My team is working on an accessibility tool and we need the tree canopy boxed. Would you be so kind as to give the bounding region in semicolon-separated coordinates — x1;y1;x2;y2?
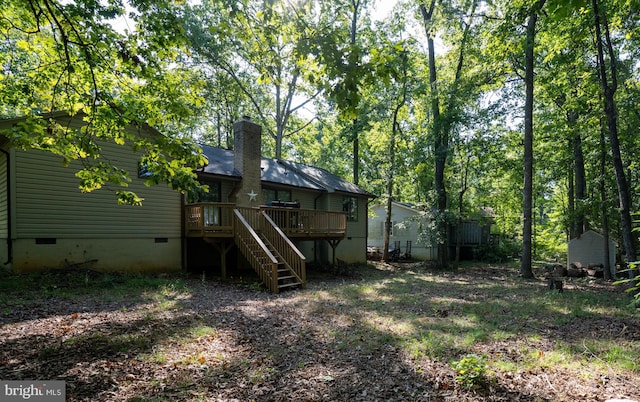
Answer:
1;0;639;270
0;0;206;204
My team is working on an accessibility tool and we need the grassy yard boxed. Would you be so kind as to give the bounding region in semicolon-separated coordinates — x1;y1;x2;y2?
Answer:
0;262;638;401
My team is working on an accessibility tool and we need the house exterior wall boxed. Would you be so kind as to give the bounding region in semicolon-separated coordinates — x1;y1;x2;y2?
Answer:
8;141;182;273
13;238;180;273
368;203;436;261
295;240;315;264
286;189;321;264
322;193;368;264
261;185;320;209
567;230;616;274
313;192;329;211
290;189;320;209
220;180;238;202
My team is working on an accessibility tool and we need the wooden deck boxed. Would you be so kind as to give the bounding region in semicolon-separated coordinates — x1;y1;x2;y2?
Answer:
185;203;347;240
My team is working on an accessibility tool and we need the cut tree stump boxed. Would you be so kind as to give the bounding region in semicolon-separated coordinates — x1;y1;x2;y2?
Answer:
547;277;564;292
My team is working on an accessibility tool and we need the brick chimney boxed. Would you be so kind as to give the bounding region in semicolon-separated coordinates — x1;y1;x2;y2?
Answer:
231;116;262;207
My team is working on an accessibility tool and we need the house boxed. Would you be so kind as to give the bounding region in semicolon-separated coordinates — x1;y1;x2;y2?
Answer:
0;114;374;292
567;230;616;275
368;201;436;260
368;201;493;261
185;117;375;288
0;113;184;274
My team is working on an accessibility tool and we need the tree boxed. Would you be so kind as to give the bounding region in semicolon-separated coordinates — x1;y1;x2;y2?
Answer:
0;0;207;204
453;144;472;269
520;0;545;278
380;42;410;262
183;0;322;159
347;0;367;186
599;121;613;279
313;0;374;184
418;0;479;268
419;0;448;267
592;0;637;273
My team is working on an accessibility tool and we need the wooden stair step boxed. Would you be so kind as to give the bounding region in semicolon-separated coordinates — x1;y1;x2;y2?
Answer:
278;281;302;289
278;275;297;281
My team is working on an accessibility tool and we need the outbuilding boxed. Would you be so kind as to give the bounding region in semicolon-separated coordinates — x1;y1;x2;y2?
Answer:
567;230;616;275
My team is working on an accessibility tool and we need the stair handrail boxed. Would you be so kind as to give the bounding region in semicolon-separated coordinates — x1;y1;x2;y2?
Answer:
260;211;306;287
260;211;306;260
233;209;279;292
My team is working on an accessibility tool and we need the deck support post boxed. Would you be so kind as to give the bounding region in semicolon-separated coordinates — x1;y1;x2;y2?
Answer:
327;239;342;265
206;239;234;280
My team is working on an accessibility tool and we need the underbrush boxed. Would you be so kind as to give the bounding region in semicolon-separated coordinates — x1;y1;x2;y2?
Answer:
319;262;640;377
2;262;639;400
0;269;187;305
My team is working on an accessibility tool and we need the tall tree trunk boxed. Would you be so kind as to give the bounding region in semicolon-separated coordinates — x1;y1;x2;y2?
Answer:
454;152;471;270
570;110;587;236
383;50;408;263
593;0;636;275
573;134;587;235
600;120;612;280
521;1;544;279
216;110;223;148
567;143;576;239
420;0;448;268
350;0;361;185
419;0;476;268
383;132;396;262
353;127;359;184
275;82;284;159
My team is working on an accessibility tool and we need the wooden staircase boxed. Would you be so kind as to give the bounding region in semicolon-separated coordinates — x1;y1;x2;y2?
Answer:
258;233;303;291
233;208;306;293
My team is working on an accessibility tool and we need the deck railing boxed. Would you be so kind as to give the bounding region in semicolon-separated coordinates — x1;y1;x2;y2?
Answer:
261;207;347;238
233;209;280;293
185;203;235;237
260;211;306;287
185;204;347;239
185;203;342;292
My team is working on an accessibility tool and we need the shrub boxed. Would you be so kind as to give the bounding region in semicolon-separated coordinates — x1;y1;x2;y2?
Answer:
614;261;640;307
452;353;487;388
473;238;522;263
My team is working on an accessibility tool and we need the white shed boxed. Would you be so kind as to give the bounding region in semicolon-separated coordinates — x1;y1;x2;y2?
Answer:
567;230;616;274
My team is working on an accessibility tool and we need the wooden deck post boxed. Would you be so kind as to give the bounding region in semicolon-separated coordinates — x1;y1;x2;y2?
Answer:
205;239;234;280
327;239;341;265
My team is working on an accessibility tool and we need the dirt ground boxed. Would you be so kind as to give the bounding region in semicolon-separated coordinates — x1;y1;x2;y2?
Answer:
1;262;639;401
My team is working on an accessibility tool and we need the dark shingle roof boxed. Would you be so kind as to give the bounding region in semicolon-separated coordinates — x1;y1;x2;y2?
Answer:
199;145;374;197
279;160;374;197
260;159;325;191
199;145;240;178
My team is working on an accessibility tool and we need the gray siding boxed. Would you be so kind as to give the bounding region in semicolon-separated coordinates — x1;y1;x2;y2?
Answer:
14;143;181;239
328;193;369;263
290;189;319;209
220;181;237;202
328;193;368;235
